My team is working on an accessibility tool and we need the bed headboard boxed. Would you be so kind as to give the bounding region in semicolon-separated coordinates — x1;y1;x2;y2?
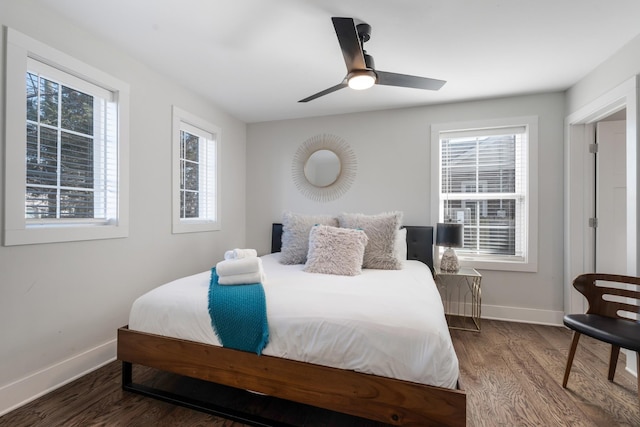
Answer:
270;223;434;272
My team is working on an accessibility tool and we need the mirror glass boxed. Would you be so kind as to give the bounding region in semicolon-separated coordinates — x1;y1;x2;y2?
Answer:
304;149;341;187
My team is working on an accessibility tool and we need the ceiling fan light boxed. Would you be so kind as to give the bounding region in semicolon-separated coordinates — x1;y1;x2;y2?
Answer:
347;70;376;90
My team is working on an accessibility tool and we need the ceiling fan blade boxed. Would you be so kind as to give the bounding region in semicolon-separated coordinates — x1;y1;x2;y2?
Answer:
376;70;446;91
299;82;348;103
332;17;366;72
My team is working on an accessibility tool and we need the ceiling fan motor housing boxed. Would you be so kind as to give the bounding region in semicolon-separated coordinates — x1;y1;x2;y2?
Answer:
356;23;372;43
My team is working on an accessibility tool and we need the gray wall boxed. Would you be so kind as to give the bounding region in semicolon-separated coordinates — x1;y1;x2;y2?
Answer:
0;0;247;412
246;92;566;324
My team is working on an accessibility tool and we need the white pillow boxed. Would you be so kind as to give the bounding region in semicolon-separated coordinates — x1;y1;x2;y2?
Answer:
304;225;368;276
338;211;403;270
280;211;338;264
395;227;407;262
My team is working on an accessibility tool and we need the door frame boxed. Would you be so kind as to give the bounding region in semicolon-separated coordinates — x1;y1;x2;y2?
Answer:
564;75;639;315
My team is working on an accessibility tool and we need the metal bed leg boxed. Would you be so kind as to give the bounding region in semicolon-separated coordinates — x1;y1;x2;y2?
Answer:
120;361;293;427
122;361;132;388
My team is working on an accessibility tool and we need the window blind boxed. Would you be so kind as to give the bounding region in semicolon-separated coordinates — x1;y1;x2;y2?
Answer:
441;127;528;260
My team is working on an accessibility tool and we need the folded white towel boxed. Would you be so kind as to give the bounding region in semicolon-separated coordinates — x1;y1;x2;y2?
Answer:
216;257;263;277
224;248;258;260
218;271;266;285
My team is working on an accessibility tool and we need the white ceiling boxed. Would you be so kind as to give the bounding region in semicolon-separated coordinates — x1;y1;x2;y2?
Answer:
36;0;640;123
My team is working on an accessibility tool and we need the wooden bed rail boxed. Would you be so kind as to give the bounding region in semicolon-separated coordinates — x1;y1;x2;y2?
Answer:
118;327;466;426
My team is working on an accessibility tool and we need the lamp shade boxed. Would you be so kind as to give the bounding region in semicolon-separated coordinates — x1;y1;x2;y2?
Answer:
436;222;463;248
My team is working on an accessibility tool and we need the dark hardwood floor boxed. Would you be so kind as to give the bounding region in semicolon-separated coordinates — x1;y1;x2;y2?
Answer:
1;320;639;426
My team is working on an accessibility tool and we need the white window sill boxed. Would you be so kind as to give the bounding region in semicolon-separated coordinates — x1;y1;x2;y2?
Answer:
457;256;537;272
4;224;128;246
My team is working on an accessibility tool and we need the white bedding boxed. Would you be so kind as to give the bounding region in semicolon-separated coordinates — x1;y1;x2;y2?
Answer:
129;253;459;389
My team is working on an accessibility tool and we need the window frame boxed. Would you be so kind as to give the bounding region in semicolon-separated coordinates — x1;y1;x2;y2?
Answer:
430;116;538;272
171;106;221;234
4;28;130;246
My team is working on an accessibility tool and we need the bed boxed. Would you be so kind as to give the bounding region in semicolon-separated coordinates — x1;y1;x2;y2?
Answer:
117;223;466;426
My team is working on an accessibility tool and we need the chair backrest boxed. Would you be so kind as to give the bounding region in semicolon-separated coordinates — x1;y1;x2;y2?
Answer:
573;273;640;320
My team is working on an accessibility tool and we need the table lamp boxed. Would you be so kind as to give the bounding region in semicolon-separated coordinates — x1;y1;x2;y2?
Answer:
436;222;464;272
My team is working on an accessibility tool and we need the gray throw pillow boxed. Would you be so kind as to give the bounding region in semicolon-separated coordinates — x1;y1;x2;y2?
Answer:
304;225;368;276
338;211;403;270
280;211;338;264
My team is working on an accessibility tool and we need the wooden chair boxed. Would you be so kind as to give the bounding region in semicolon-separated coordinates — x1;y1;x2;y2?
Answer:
562;273;640;401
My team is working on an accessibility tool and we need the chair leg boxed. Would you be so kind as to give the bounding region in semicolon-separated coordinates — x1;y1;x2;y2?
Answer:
608;345;620;381
563;331;581;388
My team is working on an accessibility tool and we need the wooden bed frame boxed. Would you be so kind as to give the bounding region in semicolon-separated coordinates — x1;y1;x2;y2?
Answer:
117;224;466;426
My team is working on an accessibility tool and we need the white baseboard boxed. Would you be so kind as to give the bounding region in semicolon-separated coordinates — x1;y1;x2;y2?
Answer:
625;351;638;378
442;299;565;326
0;339;116;417
480;303;565;326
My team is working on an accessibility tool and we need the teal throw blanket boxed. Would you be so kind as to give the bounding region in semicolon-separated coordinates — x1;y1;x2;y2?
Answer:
208;267;269;355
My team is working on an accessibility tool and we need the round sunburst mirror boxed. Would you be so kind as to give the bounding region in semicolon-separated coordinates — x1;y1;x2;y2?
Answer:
292;134;357;202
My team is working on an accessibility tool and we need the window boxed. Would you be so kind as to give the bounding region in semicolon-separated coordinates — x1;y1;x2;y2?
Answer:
25;60;116;221
172;107;220;233
4;28;129;245
431;117;538;272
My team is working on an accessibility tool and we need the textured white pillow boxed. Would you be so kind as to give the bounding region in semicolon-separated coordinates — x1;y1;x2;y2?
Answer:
338;211;403;270
395;227;407;262
280;211;338;264
304;225;368;276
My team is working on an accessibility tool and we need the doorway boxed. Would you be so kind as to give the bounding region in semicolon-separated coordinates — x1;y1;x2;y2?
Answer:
564;76;637;315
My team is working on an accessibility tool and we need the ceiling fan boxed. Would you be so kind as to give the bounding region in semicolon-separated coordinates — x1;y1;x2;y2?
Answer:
299;17;446;103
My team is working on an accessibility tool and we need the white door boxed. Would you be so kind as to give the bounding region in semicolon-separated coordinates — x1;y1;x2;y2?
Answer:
595;120;627;274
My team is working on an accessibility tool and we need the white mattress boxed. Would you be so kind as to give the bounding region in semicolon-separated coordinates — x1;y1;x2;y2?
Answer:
129;253;459;389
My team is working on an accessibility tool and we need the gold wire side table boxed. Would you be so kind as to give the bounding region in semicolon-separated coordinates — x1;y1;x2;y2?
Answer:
435;266;482;332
